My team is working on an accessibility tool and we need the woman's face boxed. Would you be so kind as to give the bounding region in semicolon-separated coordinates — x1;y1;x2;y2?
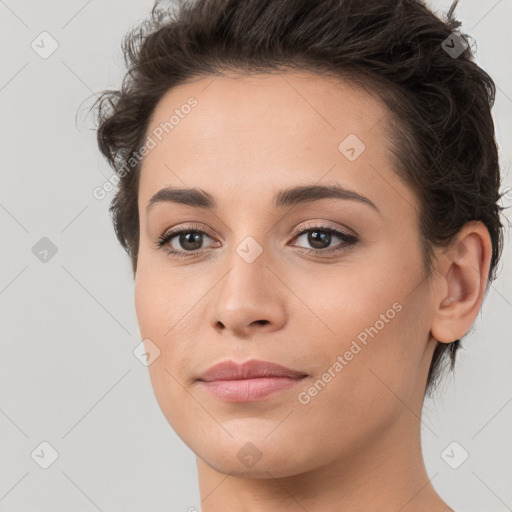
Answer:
134;71;438;477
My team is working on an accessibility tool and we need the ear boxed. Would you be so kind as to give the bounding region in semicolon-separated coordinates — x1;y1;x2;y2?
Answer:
430;221;493;344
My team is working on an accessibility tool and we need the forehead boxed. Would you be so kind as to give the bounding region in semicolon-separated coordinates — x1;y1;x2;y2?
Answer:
138;71;400;212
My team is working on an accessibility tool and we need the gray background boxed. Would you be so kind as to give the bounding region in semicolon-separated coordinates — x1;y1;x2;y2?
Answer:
0;0;511;511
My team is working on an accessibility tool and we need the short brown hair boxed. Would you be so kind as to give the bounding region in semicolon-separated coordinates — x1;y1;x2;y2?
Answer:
93;0;504;395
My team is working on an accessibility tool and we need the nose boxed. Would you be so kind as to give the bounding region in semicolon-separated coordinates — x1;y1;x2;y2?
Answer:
211;245;287;339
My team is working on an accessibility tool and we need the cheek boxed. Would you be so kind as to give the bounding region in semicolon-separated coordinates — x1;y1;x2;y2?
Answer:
134;272;163;344
134;271;197;435
291;247;428;411
134;263;190;341
292;299;427;453
134;264;206;395
134;268;177;388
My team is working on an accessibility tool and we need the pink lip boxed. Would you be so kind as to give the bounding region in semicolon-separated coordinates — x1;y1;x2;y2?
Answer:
197;359;308;403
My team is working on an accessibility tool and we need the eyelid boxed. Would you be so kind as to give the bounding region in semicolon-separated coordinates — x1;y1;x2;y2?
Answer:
155;221;358;258
159;223;217;242
288;223;358;256
290;220;357;240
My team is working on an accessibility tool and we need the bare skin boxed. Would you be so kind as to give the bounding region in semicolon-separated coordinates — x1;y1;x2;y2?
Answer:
134;71;492;511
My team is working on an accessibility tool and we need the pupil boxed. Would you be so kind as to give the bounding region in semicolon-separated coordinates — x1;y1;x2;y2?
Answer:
181;232;202;250
309;230;330;249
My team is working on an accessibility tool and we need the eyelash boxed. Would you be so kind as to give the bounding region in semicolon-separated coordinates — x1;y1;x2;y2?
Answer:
154;223;358;259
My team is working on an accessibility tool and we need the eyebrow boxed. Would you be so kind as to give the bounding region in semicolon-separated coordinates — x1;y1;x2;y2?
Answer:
146;183;380;214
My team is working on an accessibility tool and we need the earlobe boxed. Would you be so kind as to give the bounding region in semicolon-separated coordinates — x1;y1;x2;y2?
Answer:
430;221;492;344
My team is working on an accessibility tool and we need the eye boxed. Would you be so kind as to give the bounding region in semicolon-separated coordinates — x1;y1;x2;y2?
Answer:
154;224;219;259
290;223;358;256
154;222;358;259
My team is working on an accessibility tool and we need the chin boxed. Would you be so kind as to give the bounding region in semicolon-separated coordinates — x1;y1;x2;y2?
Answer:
198;449;311;479
191;431;321;479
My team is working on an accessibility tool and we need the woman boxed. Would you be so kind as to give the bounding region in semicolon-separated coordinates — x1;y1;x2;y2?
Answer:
94;0;504;509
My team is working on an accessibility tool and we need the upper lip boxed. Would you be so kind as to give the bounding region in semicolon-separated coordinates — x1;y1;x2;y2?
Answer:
197;359;308;382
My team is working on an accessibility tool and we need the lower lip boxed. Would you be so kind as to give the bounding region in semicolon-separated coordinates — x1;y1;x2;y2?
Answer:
198;376;305;402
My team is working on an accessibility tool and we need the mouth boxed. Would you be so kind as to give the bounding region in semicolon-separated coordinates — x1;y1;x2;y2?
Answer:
196;359;308;403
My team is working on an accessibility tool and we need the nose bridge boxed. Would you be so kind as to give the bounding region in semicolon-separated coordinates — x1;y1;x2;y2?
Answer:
220;195;273;275
211;228;286;334
220;232;272;305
